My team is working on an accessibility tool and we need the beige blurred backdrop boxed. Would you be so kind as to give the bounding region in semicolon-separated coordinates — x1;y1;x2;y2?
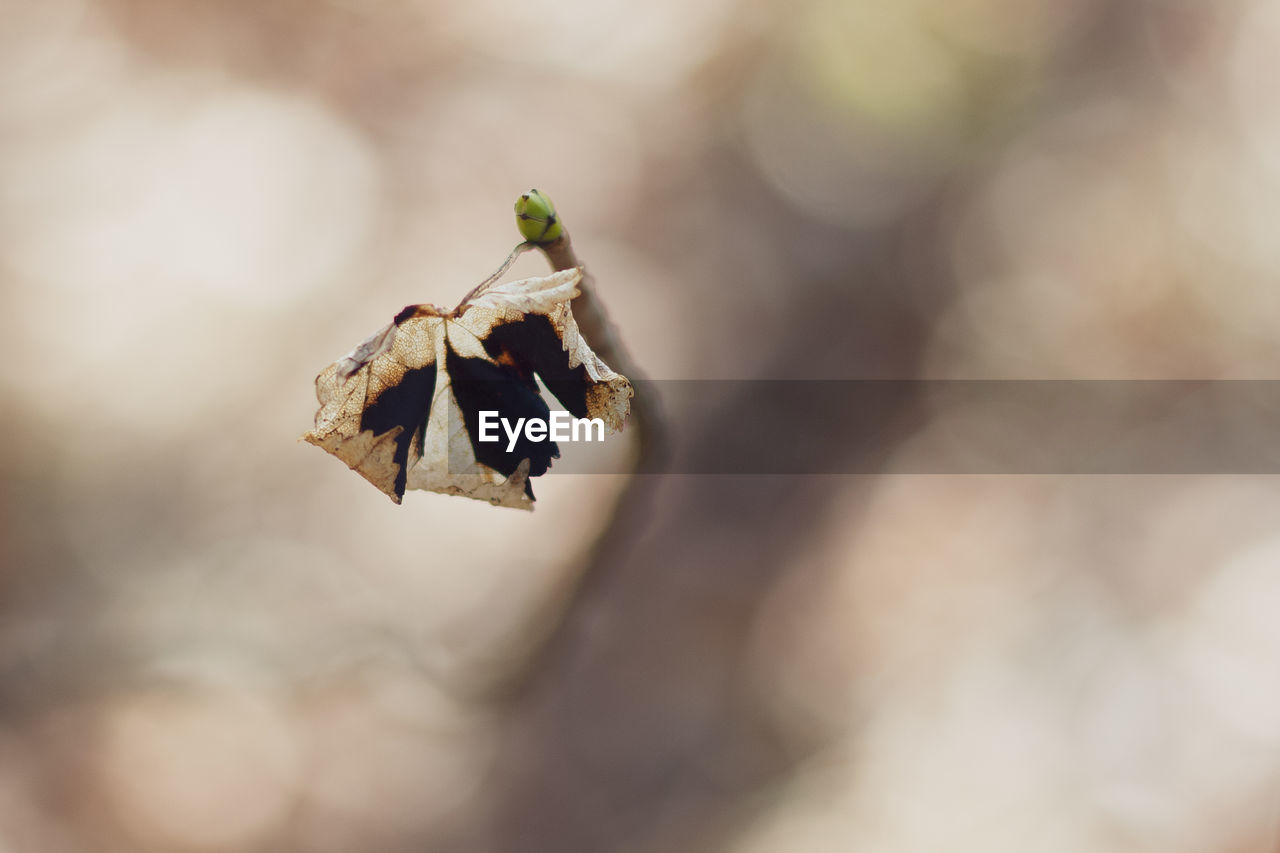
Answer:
3;1;1280;851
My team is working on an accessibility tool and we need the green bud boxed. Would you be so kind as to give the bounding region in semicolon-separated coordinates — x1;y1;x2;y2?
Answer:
515;189;563;243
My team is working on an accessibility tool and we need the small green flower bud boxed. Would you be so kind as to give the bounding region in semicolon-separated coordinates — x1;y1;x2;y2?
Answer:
515;189;563;243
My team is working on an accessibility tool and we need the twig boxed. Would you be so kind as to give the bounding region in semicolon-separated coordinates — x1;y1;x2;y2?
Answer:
535;232;664;470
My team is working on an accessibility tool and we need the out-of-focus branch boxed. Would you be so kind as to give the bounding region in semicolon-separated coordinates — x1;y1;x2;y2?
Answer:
452;194;665;703
435;193;942;853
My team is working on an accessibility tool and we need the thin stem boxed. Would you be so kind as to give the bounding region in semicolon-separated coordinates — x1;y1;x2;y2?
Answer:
454;241;535;310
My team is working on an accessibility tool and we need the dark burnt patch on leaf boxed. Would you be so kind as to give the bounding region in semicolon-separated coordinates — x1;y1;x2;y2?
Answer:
358;362;437;500
446;339;558;499
482;314;590;417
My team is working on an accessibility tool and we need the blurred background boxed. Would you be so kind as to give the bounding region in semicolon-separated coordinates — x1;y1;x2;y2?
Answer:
3;0;1280;850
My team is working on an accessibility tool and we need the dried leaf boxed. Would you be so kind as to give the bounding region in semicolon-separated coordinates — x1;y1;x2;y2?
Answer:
303;268;632;510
